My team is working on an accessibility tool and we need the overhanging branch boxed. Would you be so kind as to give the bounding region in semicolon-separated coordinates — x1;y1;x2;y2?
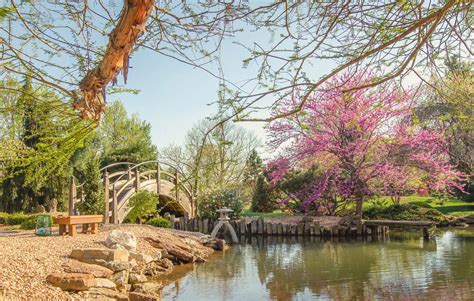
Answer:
73;0;154;121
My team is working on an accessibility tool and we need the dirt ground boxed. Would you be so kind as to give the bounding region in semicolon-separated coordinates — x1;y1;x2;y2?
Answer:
0;224;208;301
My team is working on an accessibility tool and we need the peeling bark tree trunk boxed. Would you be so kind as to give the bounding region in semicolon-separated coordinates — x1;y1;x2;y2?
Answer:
73;0;154;121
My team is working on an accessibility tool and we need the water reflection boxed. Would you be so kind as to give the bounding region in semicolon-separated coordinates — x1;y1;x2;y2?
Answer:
161;229;474;301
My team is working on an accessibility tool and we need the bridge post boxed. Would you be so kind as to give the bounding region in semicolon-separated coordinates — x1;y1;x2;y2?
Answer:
156;163;161;195
134;169;140;191
174;169;179;202
190;195;195;218
103;171;109;224
111;184;118;224
127;167;132;180
68;176;76;216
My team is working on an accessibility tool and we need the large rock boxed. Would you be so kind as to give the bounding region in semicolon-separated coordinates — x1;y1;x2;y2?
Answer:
94;278;116;289
129;273;147;285
105;230;137;251
70;248;129;263
132;282;162;294
67;258;132;272
46;272;96;291
106;260;134;272
82;288;129;301
142;259;173;277
62;260;113;278
129;292;160;301
130;252;154;265
110;270;129;288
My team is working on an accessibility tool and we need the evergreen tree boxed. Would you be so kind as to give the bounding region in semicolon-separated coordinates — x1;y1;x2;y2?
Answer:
0;76;76;212
243;149;263;190
251;175;276;212
1;76;41;212
76;158;104;215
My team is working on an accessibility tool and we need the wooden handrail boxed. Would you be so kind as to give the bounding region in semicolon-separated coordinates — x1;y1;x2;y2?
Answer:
74;159;196;223
99;162;135;172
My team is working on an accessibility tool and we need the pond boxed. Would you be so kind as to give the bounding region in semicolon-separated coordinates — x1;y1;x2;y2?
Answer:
160;228;474;301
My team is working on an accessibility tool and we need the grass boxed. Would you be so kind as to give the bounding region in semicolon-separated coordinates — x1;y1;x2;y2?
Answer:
241;209;290;218
365;196;474;217
0;225;22;230
242;195;474;218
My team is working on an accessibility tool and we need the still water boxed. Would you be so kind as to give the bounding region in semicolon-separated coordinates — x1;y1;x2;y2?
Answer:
160;229;474;301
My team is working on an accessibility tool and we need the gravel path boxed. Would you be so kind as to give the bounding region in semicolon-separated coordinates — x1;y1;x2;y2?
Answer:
0;224;205;300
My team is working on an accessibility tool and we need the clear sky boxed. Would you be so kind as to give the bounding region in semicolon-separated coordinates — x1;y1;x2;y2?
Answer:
115;42;268;151
115;30;336;155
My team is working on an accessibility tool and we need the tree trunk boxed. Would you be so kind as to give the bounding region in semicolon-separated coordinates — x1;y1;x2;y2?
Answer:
74;0;154;121
355;198;363;216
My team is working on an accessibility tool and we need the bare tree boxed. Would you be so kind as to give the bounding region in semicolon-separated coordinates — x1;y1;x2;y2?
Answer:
220;0;473;122
161;119;260;194
2;1;470;123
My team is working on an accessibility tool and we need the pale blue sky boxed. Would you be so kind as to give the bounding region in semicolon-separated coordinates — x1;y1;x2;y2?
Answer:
115;33;271;150
115;35;336;153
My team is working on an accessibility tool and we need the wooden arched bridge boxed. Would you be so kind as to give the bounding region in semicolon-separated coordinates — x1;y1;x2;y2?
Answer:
69;161;195;224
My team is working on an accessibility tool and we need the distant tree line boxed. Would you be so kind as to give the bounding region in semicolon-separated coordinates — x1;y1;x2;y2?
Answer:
0;76;157;213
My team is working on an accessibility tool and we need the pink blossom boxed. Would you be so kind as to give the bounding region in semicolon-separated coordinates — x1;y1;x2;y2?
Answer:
266;72;465;214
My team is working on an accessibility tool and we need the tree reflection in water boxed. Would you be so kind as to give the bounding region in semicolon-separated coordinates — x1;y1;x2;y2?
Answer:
160;229;474;301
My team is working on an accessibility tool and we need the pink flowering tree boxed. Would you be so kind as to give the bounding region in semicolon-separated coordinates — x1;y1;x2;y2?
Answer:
266;73;464;216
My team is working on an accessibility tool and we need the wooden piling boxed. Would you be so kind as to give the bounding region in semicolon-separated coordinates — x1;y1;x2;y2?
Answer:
103;171;109;224
251;220;258;235
257;217;264;235
68;176;76;216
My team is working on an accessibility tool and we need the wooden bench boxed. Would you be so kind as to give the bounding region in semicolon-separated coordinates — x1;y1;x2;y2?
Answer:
53;215;103;236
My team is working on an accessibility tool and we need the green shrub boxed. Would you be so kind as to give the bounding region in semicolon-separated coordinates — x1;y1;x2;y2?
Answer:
0;212;9;224
125;191;158;223
363;203;447;224
3;213;53;229
6;213;29;225
198;188;243;219
146;217;172;228
20;214;54;230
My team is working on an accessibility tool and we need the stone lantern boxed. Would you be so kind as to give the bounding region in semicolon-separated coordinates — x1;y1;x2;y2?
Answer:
210;207;238;243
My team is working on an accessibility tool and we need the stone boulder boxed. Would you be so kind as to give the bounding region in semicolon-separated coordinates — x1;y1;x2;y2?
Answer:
94;278;116;289
129;292;160;301
46;273;96;291
129;273;147;285
110;270;129;288
62;260;113;278
81;288;129;301
105;230;137;251
132;282;162;294
105;260;135;272
142;258;174;277
130;252;154;265
70;248;129;263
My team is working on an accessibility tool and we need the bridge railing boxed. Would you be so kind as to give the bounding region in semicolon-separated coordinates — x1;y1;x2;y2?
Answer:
70;160;195;224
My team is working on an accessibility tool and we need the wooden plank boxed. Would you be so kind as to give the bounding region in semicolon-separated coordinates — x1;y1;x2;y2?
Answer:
54;215;103;225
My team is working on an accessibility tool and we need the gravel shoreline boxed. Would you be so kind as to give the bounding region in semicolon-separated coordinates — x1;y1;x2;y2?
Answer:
0;224;208;301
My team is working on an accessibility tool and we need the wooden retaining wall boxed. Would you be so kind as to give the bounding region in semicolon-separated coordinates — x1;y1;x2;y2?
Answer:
164;214;393;238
